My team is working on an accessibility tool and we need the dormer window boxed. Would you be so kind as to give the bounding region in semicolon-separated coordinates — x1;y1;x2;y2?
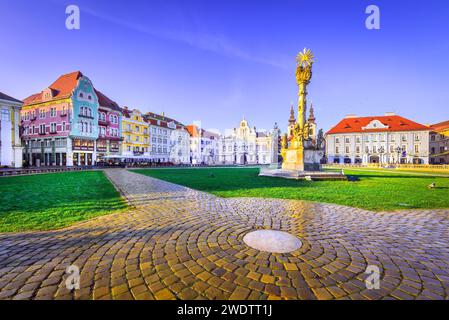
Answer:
79;92;84;98
362;120;389;131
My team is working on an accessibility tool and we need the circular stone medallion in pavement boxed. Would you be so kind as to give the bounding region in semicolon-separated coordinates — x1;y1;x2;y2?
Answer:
243;230;302;253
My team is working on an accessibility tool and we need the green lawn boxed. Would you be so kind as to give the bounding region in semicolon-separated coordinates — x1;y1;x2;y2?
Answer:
0;171;127;233
134;167;449;211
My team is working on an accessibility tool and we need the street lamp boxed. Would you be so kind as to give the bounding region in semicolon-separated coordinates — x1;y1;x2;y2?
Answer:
379;146;385;165
395;147;401;164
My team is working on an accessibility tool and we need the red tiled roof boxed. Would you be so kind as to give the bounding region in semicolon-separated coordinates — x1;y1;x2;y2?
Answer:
430;120;449;132
186;125;200;137
0;92;22;104
23;71;83;106
144;112;185;128
94;89;121;112
326;115;429;135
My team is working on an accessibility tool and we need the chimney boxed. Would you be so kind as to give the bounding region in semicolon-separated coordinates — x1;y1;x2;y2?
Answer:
345;114;357;118
384;112;396;116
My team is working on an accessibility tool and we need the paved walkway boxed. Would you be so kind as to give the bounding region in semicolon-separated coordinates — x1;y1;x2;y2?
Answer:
1;169;448;300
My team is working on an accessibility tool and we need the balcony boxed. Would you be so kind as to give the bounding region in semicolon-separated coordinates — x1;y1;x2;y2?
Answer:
99;119;110;126
60;112;68;117
79;114;94;119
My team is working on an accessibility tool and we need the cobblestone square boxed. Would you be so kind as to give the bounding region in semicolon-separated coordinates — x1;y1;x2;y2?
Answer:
1;169;448;300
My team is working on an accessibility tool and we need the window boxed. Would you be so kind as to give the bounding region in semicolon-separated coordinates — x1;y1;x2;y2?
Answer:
431;135;436;142
62;122;66;131
356;146;360;153
415;134;420;141
390;145;394;153
39;124;46;134
39;109;46;119
414;145;419;153
335;137;340;144
50;108;56;117
135;126;140;132
373;146;377;153
0;108;9;121
345;137;350;144
365;146;369;153
335;146;339;154
356;136;361;144
50;123;57;133
402;135;407;142
345;146;350;154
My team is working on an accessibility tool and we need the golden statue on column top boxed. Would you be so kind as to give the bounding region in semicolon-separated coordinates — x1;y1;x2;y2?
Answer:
281;48;318;171
261;48;345;180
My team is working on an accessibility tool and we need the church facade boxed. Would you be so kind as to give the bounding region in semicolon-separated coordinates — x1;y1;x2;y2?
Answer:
220;119;280;165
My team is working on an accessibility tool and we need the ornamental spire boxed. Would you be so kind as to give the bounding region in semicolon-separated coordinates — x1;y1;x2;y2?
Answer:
308;102;316;123
288;103;296;124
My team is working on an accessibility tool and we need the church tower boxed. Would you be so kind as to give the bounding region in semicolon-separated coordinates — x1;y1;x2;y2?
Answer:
287;103;296;139
307;103;317;141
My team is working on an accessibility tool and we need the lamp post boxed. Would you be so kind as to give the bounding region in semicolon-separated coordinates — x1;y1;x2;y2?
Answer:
395;147;401;165
379;146;385;166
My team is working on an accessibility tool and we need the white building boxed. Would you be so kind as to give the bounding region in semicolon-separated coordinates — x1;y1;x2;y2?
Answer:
0;92;23;168
186;124;221;165
170;127;190;164
325;113;430;165
145;112;189;163
220;118;280;165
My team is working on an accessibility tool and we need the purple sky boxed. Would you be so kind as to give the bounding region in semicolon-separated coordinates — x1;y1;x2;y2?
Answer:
1;0;448;133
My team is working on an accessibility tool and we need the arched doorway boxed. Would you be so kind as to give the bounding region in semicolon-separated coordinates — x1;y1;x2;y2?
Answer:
370;155;380;163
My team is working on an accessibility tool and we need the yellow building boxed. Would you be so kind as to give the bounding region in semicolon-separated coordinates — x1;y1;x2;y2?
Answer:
121;107;150;157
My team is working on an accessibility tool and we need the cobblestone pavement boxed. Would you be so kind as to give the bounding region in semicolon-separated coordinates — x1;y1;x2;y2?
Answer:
1;169;449;300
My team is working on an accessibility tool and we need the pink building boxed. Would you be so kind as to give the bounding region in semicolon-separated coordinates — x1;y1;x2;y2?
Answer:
21;71;121;166
95;90;122;161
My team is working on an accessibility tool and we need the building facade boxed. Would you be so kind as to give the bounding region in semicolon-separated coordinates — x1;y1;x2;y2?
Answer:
186;125;221;165
220;119;280;165
21;71;102;166
170;127;190;164
95;90;122;162
121;108;150;157
430;120;449;164
0;92;23;168
325;113;430;165
144;112;188;163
